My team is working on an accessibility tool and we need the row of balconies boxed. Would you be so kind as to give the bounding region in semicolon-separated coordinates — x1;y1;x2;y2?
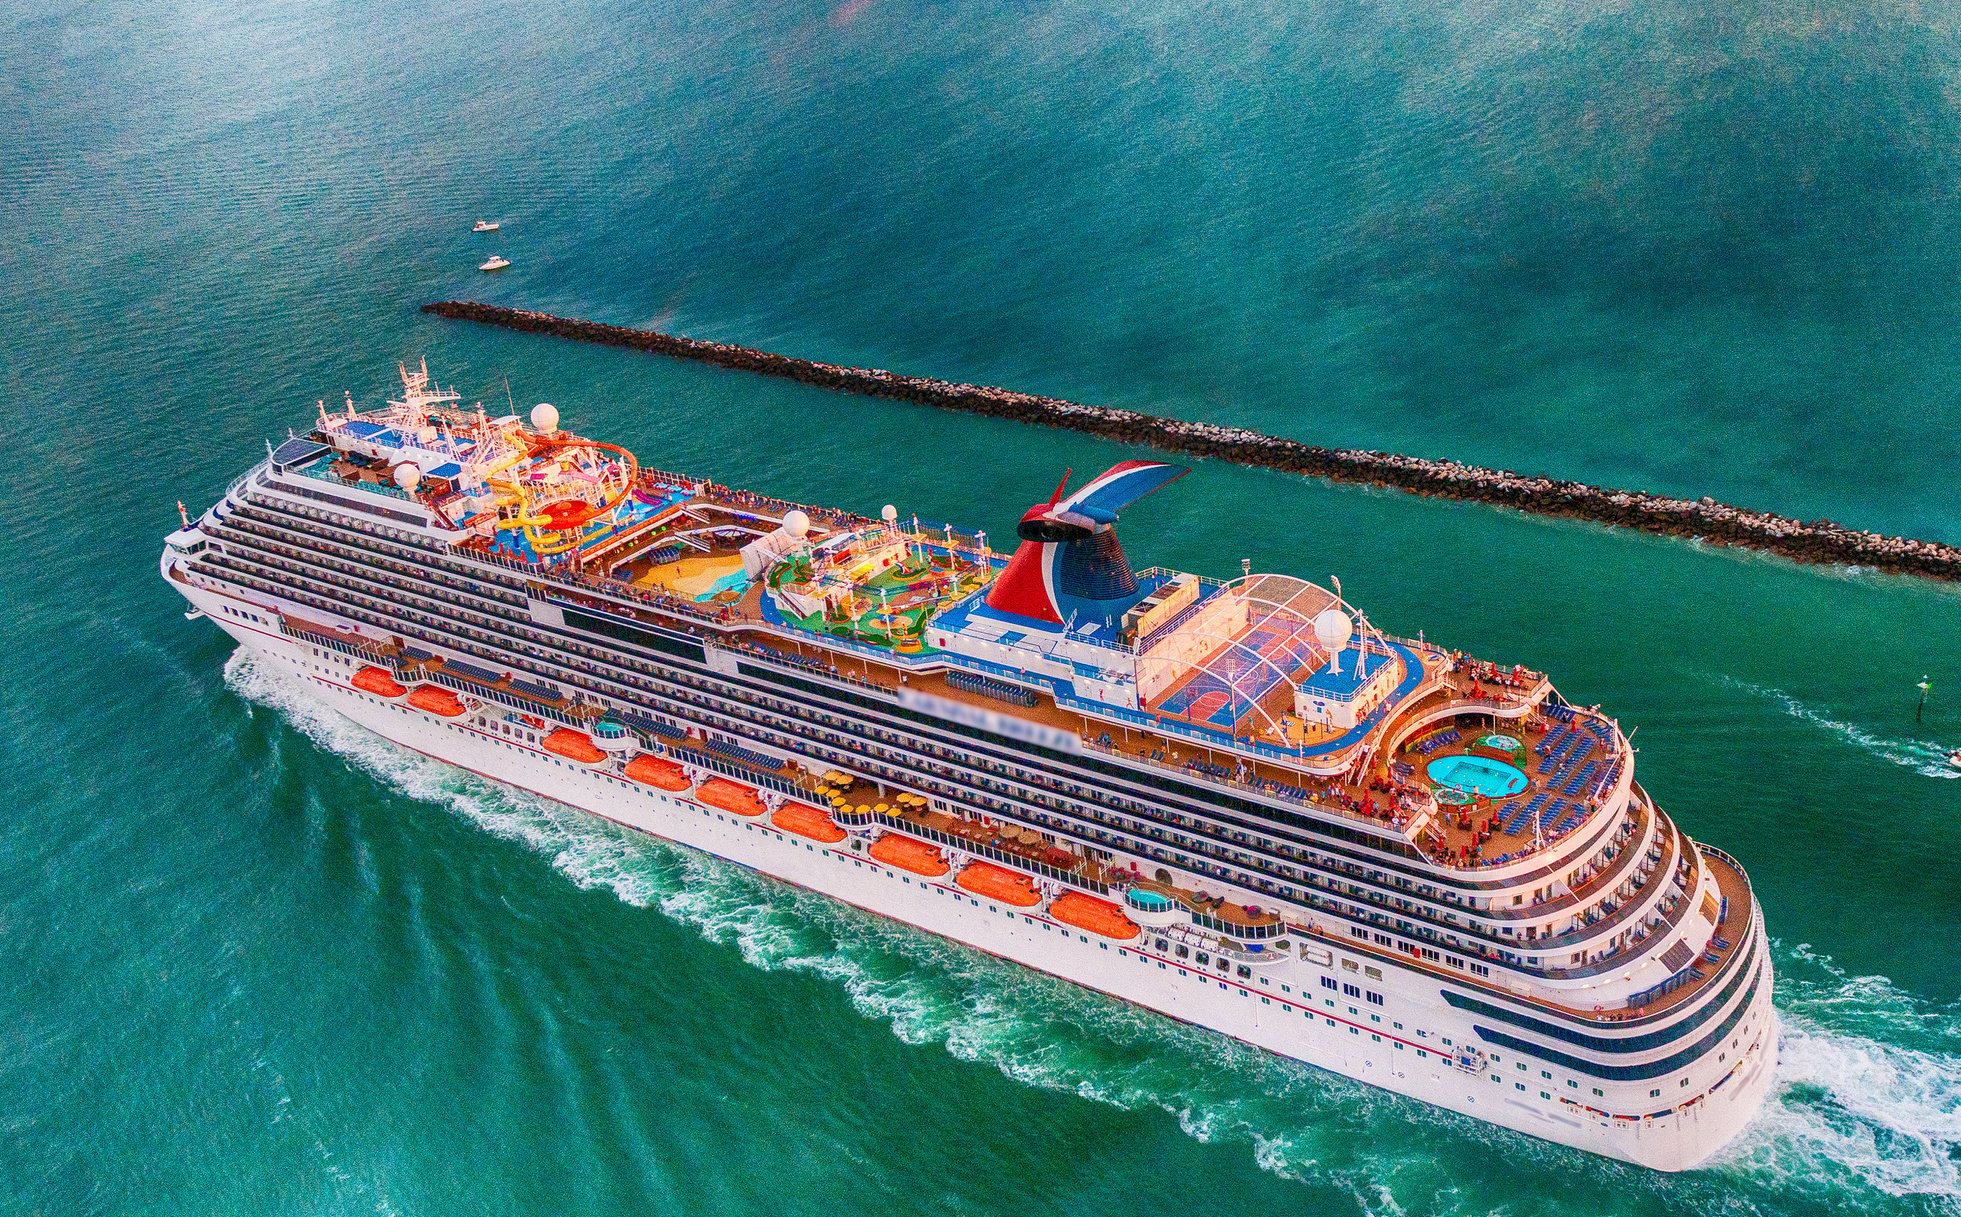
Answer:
199;510;1684;970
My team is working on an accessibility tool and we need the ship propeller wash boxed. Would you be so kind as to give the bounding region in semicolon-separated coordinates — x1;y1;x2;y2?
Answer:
165;361;1775;1169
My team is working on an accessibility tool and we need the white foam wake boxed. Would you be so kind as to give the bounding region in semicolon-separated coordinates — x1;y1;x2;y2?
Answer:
1714;944;1961;1203
227;653;1961;1213
1726;679;1960;779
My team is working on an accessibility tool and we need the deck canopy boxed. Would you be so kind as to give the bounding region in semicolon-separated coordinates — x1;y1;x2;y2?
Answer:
1137;573;1350;738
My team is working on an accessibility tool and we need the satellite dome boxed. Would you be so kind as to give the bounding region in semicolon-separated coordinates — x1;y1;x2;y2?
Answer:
530;402;559;433
881;504;898;524
782;509;811;539
394;463;422;492
1313;608;1353;651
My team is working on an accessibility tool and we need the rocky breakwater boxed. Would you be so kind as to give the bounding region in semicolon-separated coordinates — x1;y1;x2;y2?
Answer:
424;300;1961;581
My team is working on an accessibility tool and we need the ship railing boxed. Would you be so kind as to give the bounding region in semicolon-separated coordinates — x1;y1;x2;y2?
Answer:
1694;842;1751;887
635;467;704;491
724;641;887;697
425;671;582;723
1624;966;1701;1011
667;745;801;798
871;810;1108;893
465;548;733;625
295;461;422;503
1078;733;1408;835
236;519;524;614
279;620;394;664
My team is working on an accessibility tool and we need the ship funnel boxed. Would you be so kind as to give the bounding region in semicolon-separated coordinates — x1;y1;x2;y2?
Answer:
984;460;1187;626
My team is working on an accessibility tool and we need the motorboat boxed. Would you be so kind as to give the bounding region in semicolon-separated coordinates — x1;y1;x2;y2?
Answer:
472;219;500;232
478;255;510;272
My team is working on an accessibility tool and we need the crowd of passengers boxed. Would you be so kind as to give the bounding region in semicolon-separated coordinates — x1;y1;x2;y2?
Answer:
696;482;868;537
1447;653;1540;689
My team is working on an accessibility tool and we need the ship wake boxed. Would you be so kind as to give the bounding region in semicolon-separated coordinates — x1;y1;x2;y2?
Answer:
227;653;1961;1216
1726;679;1960;779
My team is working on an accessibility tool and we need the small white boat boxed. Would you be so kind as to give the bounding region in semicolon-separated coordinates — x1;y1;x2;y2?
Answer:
478;255;510;272
472;219;500;233
1948;750;1961;769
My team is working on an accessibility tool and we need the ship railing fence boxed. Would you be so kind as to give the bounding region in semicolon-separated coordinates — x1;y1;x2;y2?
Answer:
279;620;394;665
668;745;801;798
1077;733;1409;835
871;810;1109;893
727;641;886;698
295;461;422;503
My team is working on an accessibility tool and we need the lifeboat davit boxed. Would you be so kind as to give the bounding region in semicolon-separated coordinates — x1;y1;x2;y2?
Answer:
352;665;406;699
869;832;949;877
699;777;768;817
407;684;467;717
955;861;1041;907
1048;891;1141;940
771;801;846;842
624;754;691;791
543;728;608;766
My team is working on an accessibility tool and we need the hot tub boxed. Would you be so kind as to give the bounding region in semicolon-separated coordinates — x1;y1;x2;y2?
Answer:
1427;753;1529;799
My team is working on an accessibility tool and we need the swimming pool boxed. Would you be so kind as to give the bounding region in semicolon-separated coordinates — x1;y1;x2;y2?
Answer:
1125;888;1176;912
1479;733;1522;751
1427;753;1529;799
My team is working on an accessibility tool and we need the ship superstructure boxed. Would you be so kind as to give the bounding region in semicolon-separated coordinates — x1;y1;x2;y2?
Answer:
164;363;1775;1169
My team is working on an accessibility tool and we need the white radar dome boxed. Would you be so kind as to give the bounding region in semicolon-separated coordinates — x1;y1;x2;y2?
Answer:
782;509;811;539
530;402;560;433
881;504;898;524
394;463;422;492
1313;608;1353;651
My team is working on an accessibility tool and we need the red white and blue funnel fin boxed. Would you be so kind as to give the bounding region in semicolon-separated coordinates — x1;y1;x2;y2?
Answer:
1055;460;1187;525
985;460;1188;626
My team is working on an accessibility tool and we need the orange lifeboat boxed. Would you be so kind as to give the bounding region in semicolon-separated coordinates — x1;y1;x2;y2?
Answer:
956;861;1041;907
407;684;467;717
869;832;948;877
699;778;768;817
352;665;406;698
771;801;845;842
624;754;692;791
543;728;607;765
1049;891;1140;940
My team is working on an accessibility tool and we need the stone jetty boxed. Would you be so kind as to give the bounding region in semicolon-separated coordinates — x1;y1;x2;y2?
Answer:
423;300;1961;581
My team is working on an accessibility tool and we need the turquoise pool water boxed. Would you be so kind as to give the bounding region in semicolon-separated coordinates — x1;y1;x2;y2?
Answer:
1125;889;1175;910
1427;754;1529;799
1480;733;1522;751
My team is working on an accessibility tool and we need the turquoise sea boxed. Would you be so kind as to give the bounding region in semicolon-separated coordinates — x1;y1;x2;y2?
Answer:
7;0;1961;1212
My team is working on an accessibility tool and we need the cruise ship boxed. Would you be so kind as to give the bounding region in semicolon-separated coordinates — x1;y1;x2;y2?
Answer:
164;362;1775;1169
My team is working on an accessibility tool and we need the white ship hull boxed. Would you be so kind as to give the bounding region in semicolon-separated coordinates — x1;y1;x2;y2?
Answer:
199;597;1777;1172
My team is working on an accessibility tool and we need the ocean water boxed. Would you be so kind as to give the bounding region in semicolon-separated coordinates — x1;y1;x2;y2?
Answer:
7;0;1961;1213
